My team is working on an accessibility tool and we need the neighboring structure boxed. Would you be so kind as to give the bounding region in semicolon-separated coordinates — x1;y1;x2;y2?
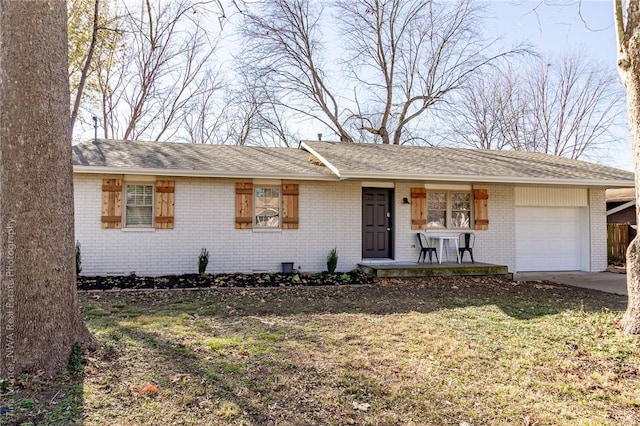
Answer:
607;188;636;225
606;188;636;263
72;139;634;276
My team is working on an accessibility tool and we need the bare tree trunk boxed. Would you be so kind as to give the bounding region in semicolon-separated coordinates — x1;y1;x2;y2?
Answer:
620;62;640;332
0;0;91;377
622;238;640;333
615;0;640;334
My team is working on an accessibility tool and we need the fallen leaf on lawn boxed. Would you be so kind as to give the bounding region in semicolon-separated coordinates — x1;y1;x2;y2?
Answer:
170;373;192;383
352;401;370;411
139;384;158;395
239;349;250;356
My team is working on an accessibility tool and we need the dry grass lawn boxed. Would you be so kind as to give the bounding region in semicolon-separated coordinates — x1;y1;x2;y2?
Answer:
1;276;639;425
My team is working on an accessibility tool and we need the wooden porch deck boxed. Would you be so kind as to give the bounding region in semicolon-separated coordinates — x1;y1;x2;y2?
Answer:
358;261;510;278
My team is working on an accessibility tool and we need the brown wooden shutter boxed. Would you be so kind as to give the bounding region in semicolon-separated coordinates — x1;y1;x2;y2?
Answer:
101;178;123;229
155;180;175;229
473;189;489;230
282;183;299;229
235;182;253;229
410;187;426;230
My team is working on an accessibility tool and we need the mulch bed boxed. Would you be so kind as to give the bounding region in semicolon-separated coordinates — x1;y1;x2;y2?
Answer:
77;270;375;291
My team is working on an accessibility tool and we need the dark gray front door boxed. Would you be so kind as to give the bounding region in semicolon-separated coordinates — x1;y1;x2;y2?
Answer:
362;188;393;258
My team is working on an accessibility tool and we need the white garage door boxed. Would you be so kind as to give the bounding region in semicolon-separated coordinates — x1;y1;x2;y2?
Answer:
515;207;584;271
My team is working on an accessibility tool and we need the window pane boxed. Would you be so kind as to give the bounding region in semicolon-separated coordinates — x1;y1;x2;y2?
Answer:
427;211;446;228
427;192;446;210
255;186;280;228
451;211;470;228
451;193;470;210
126;206;153;226
451;192;471;228
125;184;153;227
427;192;446;228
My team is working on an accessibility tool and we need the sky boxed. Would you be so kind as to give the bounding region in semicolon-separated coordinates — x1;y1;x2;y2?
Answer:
484;0;632;171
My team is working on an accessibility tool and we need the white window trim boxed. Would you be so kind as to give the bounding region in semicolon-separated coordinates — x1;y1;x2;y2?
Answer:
426;190;473;230
123;183;155;228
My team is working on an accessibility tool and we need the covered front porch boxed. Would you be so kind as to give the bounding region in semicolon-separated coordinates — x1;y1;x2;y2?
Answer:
358;261;510;278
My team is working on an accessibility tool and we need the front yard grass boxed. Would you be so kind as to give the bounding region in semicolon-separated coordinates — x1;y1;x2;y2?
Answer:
2;276;639;425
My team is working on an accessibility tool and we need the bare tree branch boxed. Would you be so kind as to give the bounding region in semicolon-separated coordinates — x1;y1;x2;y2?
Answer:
70;0;100;133
442;49;623;160
240;0;353;142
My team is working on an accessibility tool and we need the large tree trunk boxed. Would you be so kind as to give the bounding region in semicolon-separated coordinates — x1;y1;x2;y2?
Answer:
622;238;640;333
616;1;640;334
620;55;640;332
0;0;91;378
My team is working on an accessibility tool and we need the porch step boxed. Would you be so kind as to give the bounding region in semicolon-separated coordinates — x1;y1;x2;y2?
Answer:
358;262;511;278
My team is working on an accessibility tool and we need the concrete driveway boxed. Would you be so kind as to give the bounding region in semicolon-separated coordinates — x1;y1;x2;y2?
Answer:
513;271;628;296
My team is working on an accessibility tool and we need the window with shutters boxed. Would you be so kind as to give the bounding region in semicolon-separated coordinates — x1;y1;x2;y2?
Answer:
125;184;154;227
255;186;281;228
236;182;298;230
426;191;471;229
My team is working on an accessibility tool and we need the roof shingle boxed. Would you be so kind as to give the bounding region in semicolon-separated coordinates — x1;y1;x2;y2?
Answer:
72;139;634;187
301;141;634;187
72;139;335;179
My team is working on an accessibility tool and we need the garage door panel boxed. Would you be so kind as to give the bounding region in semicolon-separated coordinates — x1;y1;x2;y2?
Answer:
516;207;584;271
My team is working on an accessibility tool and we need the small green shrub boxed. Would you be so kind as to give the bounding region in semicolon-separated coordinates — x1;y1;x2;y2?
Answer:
75;241;82;276
327;247;338;273
198;248;209;275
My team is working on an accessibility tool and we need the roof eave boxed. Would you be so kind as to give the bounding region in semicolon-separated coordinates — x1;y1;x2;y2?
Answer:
72;165;340;181
336;171;635;187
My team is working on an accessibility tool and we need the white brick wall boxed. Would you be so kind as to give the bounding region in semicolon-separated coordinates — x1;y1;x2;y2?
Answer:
589;188;607;272
475;185;517;272
74;174;362;276
74;174;607;276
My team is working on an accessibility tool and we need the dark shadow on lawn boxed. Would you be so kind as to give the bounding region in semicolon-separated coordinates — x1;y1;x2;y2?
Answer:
0;359;85;425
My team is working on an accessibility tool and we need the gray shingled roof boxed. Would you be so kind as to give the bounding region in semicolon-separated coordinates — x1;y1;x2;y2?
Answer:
72;139;336;180
301;141;634;187
72;138;634;187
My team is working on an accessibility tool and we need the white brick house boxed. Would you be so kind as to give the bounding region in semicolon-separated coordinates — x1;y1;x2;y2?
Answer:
72;139;634;276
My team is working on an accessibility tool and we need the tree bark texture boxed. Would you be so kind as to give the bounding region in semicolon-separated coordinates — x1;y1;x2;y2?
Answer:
616;0;640;334
0;0;89;377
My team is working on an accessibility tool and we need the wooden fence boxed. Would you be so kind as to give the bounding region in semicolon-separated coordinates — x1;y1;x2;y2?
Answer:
608;223;630;263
